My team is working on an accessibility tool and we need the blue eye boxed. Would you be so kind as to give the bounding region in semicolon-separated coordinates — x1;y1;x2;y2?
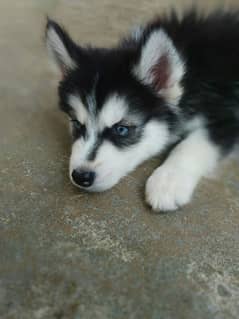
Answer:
114;124;129;137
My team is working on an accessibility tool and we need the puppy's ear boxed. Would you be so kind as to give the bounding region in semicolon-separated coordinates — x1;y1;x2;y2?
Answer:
45;19;80;76
133;29;185;104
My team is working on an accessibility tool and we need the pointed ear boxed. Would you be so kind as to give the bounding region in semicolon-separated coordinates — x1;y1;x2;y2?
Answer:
133;29;185;104
45;19;79;76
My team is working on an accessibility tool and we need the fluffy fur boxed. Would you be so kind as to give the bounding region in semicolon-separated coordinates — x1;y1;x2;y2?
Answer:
45;10;239;211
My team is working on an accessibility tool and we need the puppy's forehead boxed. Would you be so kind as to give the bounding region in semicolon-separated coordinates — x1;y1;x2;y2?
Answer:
68;93;128;128
98;94;128;128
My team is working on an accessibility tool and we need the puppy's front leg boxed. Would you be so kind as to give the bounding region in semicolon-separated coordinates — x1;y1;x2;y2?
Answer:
146;129;220;212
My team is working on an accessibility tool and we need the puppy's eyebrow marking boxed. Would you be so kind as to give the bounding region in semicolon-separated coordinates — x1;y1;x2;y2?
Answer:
68;94;88;124
98;94;128;129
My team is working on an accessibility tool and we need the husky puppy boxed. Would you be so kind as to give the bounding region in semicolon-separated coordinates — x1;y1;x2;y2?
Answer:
45;10;239;211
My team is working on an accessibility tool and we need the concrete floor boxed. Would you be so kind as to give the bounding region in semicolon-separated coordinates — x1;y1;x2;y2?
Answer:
1;1;239;318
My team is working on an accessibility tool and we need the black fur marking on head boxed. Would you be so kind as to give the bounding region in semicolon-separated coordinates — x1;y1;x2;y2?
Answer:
70;120;86;141
87;136;103;161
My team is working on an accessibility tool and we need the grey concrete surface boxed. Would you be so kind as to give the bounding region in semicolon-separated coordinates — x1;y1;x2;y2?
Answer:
1;1;239;318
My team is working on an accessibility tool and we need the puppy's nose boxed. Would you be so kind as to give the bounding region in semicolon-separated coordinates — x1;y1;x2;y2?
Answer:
72;170;96;188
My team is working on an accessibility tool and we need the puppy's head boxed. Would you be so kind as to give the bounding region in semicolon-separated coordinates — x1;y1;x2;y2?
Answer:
45;20;184;191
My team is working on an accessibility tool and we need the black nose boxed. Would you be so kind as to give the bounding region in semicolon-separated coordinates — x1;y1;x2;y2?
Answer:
72;170;96;188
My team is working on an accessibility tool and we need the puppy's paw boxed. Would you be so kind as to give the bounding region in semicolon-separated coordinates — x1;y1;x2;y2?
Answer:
145;165;197;212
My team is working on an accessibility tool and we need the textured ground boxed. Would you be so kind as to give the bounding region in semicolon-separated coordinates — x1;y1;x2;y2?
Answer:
1;1;239;318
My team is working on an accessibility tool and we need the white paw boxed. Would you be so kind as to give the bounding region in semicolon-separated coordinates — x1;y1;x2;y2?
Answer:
145;165;198;212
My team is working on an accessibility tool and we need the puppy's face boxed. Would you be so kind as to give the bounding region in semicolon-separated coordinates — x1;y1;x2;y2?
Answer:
46;20;184;191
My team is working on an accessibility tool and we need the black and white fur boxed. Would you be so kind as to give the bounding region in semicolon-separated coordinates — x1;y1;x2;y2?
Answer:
45;10;239;212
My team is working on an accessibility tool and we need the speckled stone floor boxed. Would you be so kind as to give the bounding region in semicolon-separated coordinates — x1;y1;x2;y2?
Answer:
1;1;239;318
